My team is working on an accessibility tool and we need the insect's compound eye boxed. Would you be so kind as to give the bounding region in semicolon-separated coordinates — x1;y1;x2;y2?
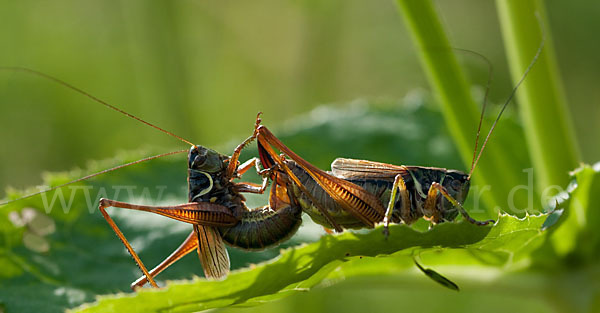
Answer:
451;179;462;192
193;152;208;168
195;154;207;165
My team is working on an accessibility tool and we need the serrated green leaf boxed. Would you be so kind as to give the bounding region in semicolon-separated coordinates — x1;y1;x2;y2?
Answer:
74;214;549;313
551;162;600;260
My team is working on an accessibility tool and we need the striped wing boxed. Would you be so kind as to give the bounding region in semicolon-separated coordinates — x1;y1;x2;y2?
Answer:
331;158;408;180
194;225;230;280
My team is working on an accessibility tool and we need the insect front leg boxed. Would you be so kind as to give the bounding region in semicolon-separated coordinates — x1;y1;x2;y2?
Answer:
226;113;263;178
234;157;276;195
425;183;494;226
423;183;444;224
236;157;260;175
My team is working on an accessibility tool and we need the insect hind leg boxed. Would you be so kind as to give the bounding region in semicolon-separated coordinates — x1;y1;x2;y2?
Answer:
99;198;238;289
99;202;158;288
131;229;199;289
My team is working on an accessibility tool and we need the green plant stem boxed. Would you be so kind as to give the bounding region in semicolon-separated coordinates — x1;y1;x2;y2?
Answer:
395;0;529;215
496;0;580;200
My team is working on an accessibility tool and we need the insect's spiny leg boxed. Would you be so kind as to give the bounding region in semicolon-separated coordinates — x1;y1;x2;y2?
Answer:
382;173;410;239
430;183;494;226
99;198;238;226
234;182;269;194
423;183;443;224
236;157;260;176
226;113;263;178
131;230;199;290
99;200;158;288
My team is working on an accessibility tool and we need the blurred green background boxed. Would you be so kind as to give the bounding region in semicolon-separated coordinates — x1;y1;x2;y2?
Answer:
1;0;599;197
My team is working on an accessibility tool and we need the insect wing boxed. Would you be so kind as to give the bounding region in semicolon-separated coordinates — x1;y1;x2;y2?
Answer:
194;225;230;279
331;158;409;180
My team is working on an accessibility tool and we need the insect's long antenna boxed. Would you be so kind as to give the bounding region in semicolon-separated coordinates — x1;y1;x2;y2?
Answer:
0;149;187;206
0;67;195;147
468;33;545;180
452;48;494;176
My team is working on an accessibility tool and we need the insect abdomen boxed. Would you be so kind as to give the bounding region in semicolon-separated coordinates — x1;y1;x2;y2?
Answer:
219;204;302;250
